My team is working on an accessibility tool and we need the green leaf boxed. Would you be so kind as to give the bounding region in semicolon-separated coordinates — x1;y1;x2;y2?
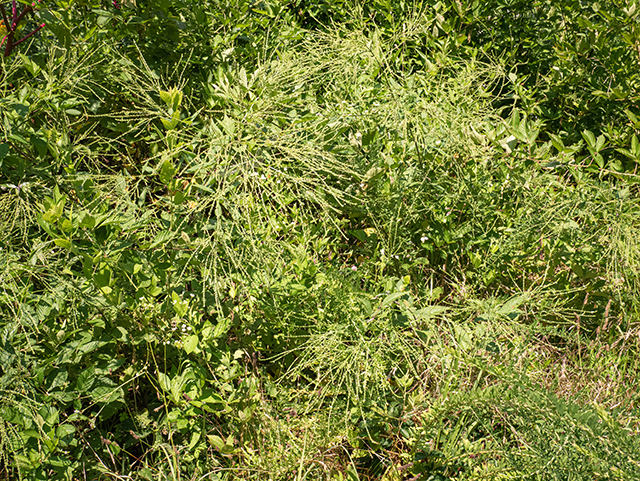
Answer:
219;115;236;137
96;13;112;26
47;369;68;391
382;292;407;307
581;130;596;150
79;212;96;229
159;88;183;111
0;143;9;160
159;160;176;185
207;434;226;450
56;423;76;438
159;90;173;106
157;371;170;393
19;53;41;76
173;190;186;205
53;238;73;249
595;154;604;168
149;230;176;249
213;317;231;338
12;104;29;118
94;265;112;288
188;431;201;450
183;335;199;354
349;229;369;243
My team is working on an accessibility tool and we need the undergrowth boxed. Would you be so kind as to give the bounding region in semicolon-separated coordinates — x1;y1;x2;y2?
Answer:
1;5;639;481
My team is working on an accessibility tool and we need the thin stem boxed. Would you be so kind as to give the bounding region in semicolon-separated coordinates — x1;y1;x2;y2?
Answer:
13;22;44;47
14;4;33;28
3;31;13;57
0;4;10;31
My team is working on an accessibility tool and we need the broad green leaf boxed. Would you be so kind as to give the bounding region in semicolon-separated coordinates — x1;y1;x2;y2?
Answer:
188;431;200;450
76;366;96;392
157;371;170;393
47;369;68;391
207;434;225;450
159;160;176;184
94;265;112;288
79;213;96;228
581;130;596;150
54;238;73;249
220;115;236;137
159;90;173;106
183;335;199;354
213;317;231;338
595;154;604;168
382;292;407;307
12;103;29;118
149;230;175;249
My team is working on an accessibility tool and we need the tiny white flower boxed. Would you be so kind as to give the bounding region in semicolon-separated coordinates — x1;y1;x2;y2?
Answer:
394;255;399;260
187;326;192;331
260;174;266;180
190;293;195;297
351;265;357;271
421;236;428;243
380;249;385;256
